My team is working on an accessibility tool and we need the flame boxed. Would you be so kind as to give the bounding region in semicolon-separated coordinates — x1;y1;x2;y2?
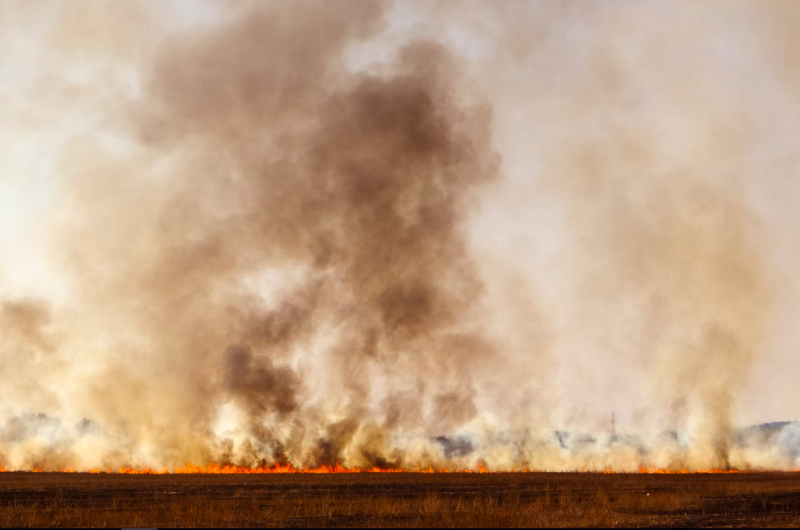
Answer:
0;462;501;474
139;463;406;474
97;463;498;474
0;463;792;474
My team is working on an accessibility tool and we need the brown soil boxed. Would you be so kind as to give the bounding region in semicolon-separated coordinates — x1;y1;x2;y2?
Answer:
1;472;799;527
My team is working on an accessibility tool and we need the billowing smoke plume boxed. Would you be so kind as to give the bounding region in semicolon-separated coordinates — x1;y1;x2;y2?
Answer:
1;0;800;472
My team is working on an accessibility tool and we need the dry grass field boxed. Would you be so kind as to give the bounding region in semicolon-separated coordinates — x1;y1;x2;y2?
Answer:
1;472;799;527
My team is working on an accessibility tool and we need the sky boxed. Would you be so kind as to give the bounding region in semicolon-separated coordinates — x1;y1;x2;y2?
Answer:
1;1;800;471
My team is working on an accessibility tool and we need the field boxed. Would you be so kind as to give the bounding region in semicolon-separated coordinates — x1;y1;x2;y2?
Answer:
1;472;800;527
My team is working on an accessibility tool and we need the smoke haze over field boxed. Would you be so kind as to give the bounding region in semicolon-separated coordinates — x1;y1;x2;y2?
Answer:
1;0;800;472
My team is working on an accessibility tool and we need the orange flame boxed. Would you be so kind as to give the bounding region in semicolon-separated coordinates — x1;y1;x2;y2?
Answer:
0;463;792;474
114;463;522;474
172;463;403;474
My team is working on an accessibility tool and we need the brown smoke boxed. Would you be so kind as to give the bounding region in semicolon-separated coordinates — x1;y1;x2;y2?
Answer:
0;299;68;432
444;0;785;470
2;1;800;472
33;0;499;470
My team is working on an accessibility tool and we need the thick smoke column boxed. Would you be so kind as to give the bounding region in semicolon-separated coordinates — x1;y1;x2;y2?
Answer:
18;0;499;470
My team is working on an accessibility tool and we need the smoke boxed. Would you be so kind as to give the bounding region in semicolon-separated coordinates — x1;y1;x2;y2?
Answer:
1;0;800;471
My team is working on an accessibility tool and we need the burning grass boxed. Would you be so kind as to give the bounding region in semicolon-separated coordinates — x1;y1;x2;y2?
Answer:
1;472;800;527
0;462;766;475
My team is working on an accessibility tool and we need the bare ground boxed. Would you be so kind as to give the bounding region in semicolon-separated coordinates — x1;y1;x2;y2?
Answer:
1;472;799;527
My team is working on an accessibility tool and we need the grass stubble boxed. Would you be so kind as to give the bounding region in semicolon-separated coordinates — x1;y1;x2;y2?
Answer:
0;472;799;527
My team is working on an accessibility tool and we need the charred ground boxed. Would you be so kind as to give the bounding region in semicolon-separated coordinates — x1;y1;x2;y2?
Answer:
1;472;800;527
